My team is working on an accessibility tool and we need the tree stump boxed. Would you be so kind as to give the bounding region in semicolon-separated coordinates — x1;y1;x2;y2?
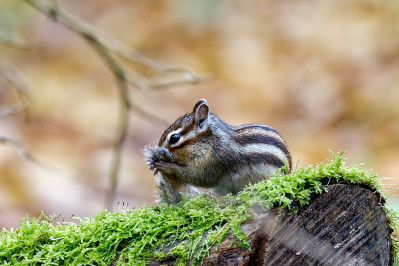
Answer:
151;184;393;265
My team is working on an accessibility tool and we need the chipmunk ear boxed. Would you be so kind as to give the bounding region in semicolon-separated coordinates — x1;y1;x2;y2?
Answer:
193;99;209;125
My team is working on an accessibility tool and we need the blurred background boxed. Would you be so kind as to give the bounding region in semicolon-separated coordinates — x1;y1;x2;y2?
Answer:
1;0;399;229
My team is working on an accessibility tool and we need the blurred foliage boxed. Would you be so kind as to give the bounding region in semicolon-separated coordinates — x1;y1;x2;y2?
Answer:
1;0;399;228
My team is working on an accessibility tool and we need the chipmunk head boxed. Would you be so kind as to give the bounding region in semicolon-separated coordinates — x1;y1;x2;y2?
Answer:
158;99;211;150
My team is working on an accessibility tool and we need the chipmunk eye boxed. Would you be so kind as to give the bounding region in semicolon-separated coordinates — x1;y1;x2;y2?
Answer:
169;134;181;144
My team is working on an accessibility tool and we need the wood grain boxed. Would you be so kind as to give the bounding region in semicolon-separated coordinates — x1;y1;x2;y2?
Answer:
148;184;393;265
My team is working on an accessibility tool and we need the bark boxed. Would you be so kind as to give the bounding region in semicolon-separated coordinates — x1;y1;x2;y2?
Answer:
151;184;393;266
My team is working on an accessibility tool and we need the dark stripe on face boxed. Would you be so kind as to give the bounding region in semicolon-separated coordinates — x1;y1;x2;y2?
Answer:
180;116;196;136
158;116;183;146
168;127;213;152
158;114;194;146
241;153;286;169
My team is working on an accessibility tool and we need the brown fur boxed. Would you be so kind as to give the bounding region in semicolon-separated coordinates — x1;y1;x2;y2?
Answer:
143;99;292;204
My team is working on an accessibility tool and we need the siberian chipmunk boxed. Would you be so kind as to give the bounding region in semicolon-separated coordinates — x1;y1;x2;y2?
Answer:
143;99;292;204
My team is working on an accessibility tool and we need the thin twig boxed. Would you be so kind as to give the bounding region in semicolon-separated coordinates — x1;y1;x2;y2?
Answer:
0;137;44;166
22;0;208;209
22;0;210;91
22;0;174;124
148;73;212;90
129;101;170;128
0;35;28;50
23;0;137;210
0;60;32;120
213;223;229;243
0;101;27;117
80;20;131;210
0;60;31;101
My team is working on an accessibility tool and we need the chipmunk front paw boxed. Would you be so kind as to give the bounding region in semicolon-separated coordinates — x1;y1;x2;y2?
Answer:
143;145;173;175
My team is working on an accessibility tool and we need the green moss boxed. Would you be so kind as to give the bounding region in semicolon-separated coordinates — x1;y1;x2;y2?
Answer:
0;151;398;265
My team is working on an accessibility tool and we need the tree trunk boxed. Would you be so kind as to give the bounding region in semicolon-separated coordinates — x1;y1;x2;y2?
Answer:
151;184;393;266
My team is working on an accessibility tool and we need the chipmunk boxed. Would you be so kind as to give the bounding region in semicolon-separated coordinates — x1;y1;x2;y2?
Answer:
143;99;292;204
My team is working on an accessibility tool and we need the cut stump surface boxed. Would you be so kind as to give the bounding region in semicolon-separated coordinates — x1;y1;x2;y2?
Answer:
151;184;393;266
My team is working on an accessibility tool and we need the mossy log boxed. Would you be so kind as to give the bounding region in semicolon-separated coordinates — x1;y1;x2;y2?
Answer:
3;154;395;265
150;184;393;265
